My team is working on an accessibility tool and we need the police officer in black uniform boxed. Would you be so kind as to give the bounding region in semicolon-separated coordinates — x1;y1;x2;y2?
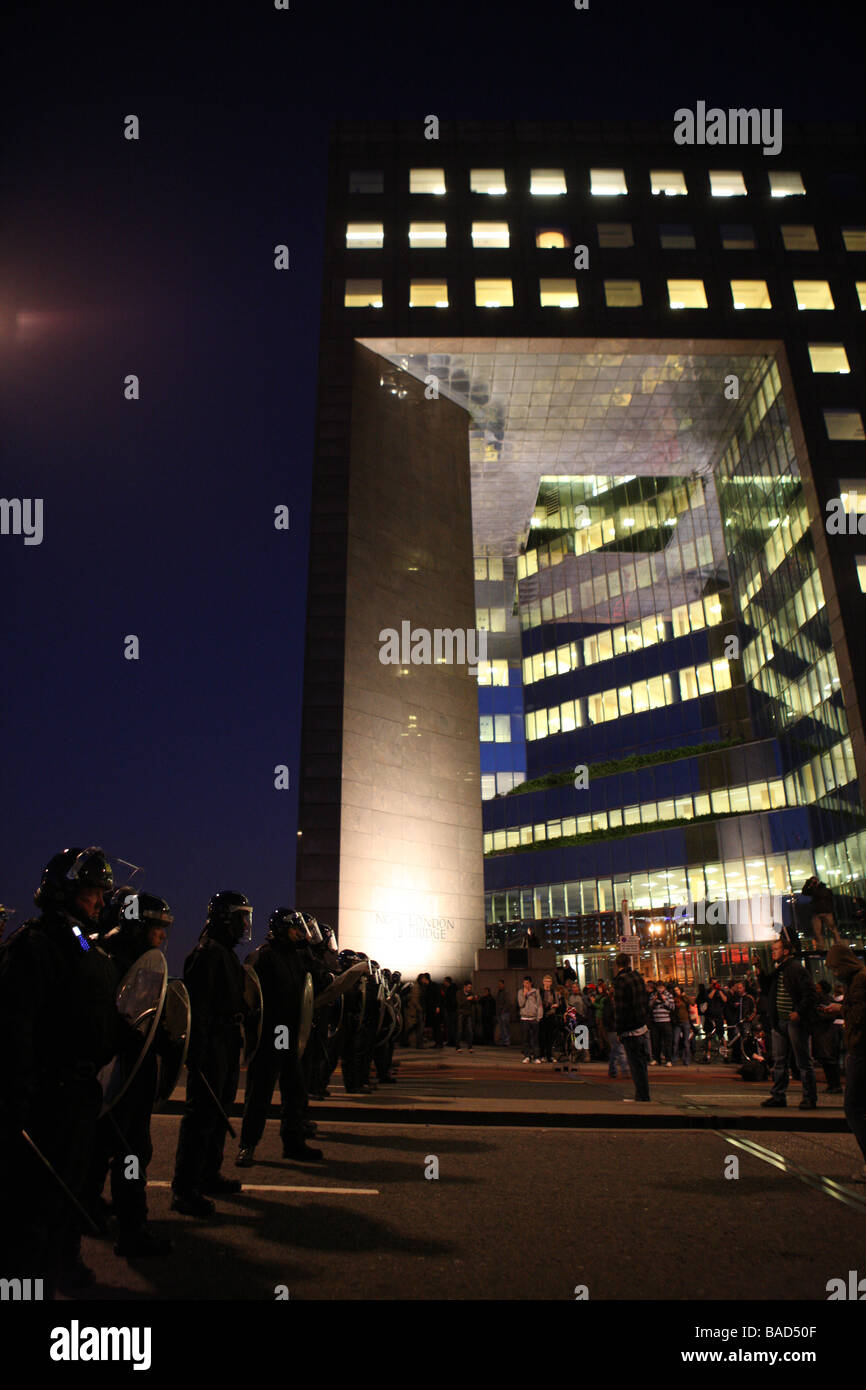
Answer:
236;908;323;1167
0;847;125;1292
171;891;252;1216
84;888;175;1257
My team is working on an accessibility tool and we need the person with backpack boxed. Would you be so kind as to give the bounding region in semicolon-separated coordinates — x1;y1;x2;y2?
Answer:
826;943;866;1181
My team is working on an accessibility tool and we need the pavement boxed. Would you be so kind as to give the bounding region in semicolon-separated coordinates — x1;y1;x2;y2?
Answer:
62;1047;866;1302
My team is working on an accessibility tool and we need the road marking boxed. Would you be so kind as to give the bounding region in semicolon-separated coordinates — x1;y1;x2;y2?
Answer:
149;1181;379;1195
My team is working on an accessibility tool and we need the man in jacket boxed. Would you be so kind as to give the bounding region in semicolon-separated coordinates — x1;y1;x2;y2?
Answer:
517;977;543;1063
648;982;675;1066
613;954;651;1101
755;933;818;1109
826;943;866;1180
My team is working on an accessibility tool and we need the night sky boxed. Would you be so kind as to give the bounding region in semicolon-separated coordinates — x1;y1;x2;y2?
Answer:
1;0;861;971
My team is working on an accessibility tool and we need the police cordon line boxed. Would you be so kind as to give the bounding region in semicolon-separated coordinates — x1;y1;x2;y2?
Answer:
0;846;409;1296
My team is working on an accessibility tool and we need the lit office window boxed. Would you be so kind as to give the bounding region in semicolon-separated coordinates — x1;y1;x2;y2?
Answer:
539;278;578;307
591;168;628;196
536;229;569;248
409;222;447;248
494;716;512;743
781;225;819;251
858;283;866;310
475;278;514;307
471;221;510;248
794;280;835;309
808;344;850;373
651;170;687;196
479;716;494;742
731;279;772;309
721;224;756;249
769;171;806;197
838;482;866;515
410;168;446;194
470;168;507;195
710;171;747;197
824;411;865;441
668;279;708;308
604;279;642;306
598;223;633;248
344;279;382;308
530;169;567;195
349;170;383;193
660;225;695;249
842;228;866;251
409;279;449;308
857;558;866;593
345;223;384;249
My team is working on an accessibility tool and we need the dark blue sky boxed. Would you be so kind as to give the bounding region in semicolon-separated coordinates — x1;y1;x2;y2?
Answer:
1;0;861;970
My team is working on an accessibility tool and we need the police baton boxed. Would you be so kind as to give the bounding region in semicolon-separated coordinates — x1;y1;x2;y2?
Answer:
20;1129;102;1236
198;1071;237;1139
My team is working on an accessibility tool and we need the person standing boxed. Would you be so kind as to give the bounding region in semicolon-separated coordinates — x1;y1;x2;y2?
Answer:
517;977;543;1063
443;976;458;1047
425;975;445;1049
0;847;123;1292
827;943;866;1179
539;973;559;1062
480;986;496;1044
495;979;511;1046
455;981;477;1051
172;891;253;1215
602;983;631;1080
802;876;841;952
671;986;693;1066
755;935;818;1109
613;954;651;1102
648;982;674;1066
403;976;426;1048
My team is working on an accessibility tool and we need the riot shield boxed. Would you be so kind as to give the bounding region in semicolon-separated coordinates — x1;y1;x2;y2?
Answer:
313;958;370;1010
297;972;314;1056
98;948;168;1116
243;963;264;1063
153;978;191;1110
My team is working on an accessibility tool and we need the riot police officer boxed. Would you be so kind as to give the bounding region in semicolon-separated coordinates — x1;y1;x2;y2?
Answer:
84;889;175;1257
236;908;323;1167
172;891;252;1216
0;847;125;1291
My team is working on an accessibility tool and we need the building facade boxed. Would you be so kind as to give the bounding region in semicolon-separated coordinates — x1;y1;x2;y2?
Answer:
297;119;866;981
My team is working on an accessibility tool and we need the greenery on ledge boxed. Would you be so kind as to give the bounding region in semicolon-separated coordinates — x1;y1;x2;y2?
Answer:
504;736;748;797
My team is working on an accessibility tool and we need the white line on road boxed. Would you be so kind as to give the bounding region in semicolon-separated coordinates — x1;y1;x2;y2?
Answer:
148;1181;379;1195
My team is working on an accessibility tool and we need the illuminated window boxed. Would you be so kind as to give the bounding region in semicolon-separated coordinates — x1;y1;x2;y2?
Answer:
769;171;806;198
410;168;446;195
536;229;569;248
344;279;382;308
494;715;512;743
809;344;850;373
651;170;687;196
539;278;578;307
794;280;835;310
781;225;818;251
598;223;633;248
668;279;707;308
858;283;866;310
825;411;865;441
839;482;866;516
660;225;695;249
345;223;383;249
479;716;493;742
475;278;513;307
731;279;771;309
604;279;642;306
591;168;628;196
721;224;756;249
857;558;866;593
470;168;507;195
842;228;866;252
409;279;449;308
409;222;447;249
531;169;567;196
472;222;510;248
710;171;747;197
349;170;382;193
